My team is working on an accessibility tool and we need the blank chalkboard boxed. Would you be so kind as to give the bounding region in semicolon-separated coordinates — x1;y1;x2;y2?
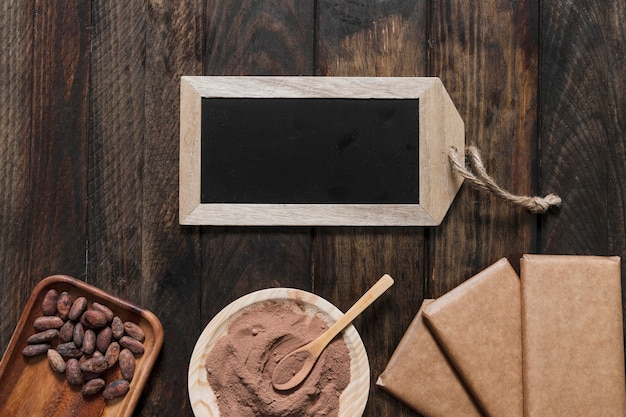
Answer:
201;98;419;204
180;77;465;226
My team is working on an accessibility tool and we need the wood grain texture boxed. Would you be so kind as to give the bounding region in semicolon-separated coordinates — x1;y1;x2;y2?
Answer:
89;0;146;298
136;0;205;415
0;0;35;356
428;0;539;295
205;0;315;75
540;0;626;259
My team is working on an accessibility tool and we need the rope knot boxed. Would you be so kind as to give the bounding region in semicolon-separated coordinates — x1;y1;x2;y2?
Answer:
448;145;562;214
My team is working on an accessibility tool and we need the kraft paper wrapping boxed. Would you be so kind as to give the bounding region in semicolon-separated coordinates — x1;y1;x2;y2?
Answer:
520;254;626;416
422;258;523;417
377;300;483;417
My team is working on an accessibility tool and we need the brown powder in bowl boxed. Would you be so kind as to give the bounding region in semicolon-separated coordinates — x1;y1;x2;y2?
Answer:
205;300;351;417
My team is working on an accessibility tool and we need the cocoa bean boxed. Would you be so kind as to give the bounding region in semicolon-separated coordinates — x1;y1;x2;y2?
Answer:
82;370;102;381
80;356;109;374
33;315;64;331
82;329;96;354
123;321;145;342
118;348;135;381
66;358;82;385
56;292;72;320
27;329;59;344
59;320;75;343
56;342;82;359
119;336;144;355
73;322;85;347
111;316;124;339
41;289;59;315
96;327;112;354
47;349;66;373
81;309;107;329
92;302;114;322
82;378;106;397
105;341;120;368
103;379;130;400
22;343;51;357
69;296;88;321
92;350;104;358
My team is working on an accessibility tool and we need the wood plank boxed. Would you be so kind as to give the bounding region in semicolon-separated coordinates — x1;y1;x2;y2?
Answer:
540;0;625;259
88;0;146;298
200;0;316;352
428;0;539;294
316;2;429;415
0;0;35;356
134;0;205;415
0;0;90;354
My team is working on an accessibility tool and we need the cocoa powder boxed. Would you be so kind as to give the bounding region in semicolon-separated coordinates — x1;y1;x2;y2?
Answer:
205;300;351;417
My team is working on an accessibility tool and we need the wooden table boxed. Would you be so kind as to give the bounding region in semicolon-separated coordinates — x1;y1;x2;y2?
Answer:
1;1;624;416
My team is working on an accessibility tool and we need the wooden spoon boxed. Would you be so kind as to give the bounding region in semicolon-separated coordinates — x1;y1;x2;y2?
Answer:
272;274;394;391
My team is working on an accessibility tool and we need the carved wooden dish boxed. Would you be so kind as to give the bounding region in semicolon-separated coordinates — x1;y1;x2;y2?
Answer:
188;288;369;417
0;275;164;417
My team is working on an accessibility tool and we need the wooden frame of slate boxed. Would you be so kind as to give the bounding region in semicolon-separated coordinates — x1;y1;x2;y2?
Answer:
180;76;464;226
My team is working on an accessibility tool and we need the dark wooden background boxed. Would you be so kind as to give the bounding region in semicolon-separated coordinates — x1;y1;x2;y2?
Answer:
1;1;624;416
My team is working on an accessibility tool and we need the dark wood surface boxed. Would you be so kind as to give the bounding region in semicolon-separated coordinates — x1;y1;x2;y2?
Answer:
1;1;624;416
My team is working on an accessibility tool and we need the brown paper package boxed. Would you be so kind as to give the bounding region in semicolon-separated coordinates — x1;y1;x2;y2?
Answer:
520;254;626;417
422;258;523;417
377;300;484;417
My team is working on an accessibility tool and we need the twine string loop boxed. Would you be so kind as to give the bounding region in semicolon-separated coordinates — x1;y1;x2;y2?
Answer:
448;145;562;214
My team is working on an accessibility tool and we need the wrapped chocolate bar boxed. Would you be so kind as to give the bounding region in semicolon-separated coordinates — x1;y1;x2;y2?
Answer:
520;255;625;416
422;258;522;417
377;300;483;417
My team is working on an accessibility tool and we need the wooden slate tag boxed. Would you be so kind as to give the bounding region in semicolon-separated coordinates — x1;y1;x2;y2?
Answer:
180;76;464;226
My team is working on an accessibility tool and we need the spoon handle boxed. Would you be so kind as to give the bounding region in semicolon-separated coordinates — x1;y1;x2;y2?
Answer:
312;274;394;355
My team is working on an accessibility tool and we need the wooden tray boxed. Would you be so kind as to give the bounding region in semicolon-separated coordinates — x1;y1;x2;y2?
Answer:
0;275;164;417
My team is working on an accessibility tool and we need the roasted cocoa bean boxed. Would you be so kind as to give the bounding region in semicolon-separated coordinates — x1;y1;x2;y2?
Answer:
33;315;64;331
59;320;75;343
56;292;72;320
69;296;88;321
111;316;124;339
92;302;114;323
81;309;107;329
47;349;66;373
119;336;144;355
105;341;120;368
118;348;135;381
103;379;130;400
41;289;59;315
27;329;59;344
82;378;106;397
57;342;82;359
66;358;82;385
22;343;51;357
73;322;85;347
123;321;145;342
96;327;112;354
80;356;109;374
82;329;96;354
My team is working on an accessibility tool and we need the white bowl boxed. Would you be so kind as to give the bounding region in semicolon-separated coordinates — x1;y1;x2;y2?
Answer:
188;288;369;417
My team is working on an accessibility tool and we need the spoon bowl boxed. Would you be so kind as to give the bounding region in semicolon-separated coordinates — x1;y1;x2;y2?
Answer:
272;274;394;391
